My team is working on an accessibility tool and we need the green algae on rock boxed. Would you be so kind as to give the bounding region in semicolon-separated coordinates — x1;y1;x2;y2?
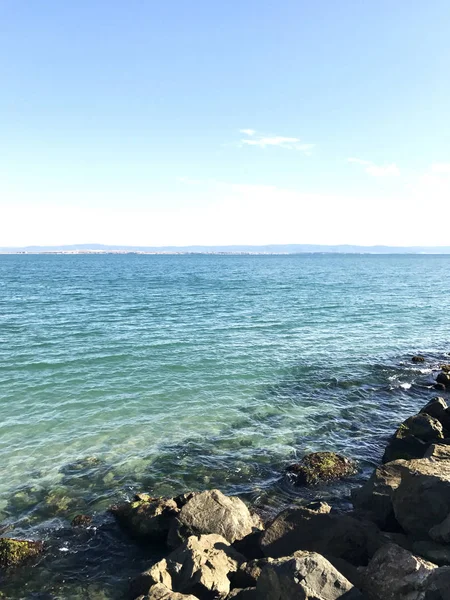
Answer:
0;538;43;569
286;452;357;486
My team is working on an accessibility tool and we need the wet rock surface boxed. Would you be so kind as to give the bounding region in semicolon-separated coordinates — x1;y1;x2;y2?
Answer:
0;538;44;569
286;452;357;486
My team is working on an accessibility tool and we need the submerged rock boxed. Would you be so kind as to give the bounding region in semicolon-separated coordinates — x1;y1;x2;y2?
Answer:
0;537;44;569
71;514;93;528
168;489;263;548
256;551;363;600
382;413;444;463
286;452;357;486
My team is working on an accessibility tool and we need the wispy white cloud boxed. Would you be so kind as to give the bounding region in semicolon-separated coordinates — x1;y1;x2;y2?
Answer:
431;163;450;174
348;157;400;177
239;130;314;153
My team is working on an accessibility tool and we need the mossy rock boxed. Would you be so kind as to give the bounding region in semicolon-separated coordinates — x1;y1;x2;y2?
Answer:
286;452;357;486
0;537;43;569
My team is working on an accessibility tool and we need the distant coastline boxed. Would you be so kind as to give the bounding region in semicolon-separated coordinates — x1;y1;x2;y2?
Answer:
2;243;450;255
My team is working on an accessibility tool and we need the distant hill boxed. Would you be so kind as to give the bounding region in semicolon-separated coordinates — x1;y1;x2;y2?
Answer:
2;243;450;254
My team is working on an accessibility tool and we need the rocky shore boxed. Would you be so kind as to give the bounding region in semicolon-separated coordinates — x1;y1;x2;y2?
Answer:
2;360;450;599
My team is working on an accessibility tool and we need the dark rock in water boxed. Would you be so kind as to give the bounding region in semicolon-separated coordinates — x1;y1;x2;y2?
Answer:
436;371;450;388
435;382;447;391
0;537;44;569
351;460;406;530
392;457;450;538
441;364;450;372
382;413;444;463
71;514;92;528
256;551;363;600
361;543;436;600
412;355;426;363
111;496;179;541
286;452;357;486
167;490;263;549
259;503;381;566
134;534;245;599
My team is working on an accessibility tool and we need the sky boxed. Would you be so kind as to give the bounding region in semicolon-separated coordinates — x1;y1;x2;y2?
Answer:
1;0;449;247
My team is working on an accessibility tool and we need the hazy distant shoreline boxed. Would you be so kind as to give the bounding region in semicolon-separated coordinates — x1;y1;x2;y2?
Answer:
2;243;450;255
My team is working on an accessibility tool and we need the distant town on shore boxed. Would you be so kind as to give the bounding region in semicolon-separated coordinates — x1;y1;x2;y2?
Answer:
2;244;450;255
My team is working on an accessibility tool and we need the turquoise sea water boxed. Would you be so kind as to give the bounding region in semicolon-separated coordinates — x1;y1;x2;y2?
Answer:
1;253;450;598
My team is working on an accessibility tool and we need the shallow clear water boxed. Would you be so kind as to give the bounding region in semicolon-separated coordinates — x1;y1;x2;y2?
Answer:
0;253;449;598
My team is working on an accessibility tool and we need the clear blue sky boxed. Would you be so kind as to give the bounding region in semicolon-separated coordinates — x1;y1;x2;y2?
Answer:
1;1;449;246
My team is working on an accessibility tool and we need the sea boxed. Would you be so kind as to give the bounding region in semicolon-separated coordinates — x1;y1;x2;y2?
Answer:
0;253;449;598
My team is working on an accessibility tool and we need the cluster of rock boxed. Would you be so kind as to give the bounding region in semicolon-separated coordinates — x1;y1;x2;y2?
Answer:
2;361;450;600
107;365;450;600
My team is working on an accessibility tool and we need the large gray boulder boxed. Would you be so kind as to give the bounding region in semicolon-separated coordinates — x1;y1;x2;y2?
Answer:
392;457;450;538
351;460;407;528
134;534;245;599
256;551;363;600
361;543;436;600
168;490;262;548
383;414;444;463
260;503;380;566
136;583;199;599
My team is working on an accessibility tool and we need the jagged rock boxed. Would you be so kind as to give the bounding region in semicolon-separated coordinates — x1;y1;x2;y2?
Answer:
229;558;273;589
351;460;406;529
260;504;380;566
412;540;450;566
392;457;450;538
0;537;44;569
225;589;257;599
232;530;264;560
256;550;363;599
412;356;426;363
137;583;199;599
425;443;450;460
111;496;179;540
167;490;262;548
286;452;357;486
420;397;450;432
133;534;245;599
420;566;450;598
383;414;444;463
361;543;436;600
